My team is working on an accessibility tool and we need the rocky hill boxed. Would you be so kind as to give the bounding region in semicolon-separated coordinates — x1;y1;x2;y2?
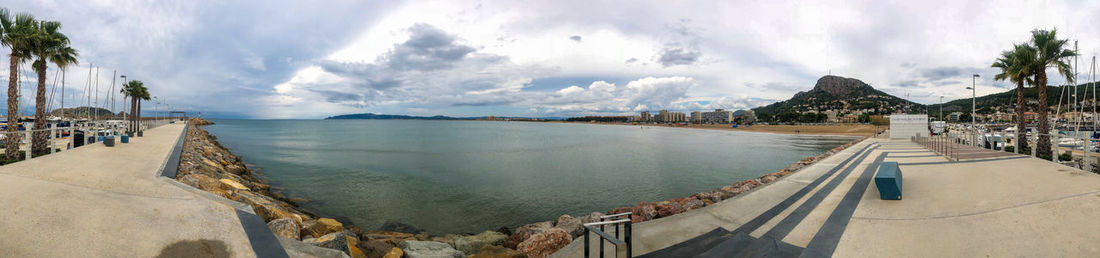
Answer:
49;106;123;118
753;75;925;122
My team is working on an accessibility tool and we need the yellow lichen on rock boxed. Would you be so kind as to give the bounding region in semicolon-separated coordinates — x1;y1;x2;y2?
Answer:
218;178;249;191
382;247;403;258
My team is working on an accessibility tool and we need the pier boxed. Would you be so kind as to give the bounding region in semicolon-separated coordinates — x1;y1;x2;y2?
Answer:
555;137;1100;257
0;122;295;257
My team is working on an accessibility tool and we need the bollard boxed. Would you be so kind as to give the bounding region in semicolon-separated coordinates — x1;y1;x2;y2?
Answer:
1052;135;1058;162
1086;136;1092;172
24;131;31;160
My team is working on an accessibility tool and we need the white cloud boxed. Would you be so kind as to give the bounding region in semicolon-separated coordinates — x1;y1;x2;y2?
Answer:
8;0;1100;118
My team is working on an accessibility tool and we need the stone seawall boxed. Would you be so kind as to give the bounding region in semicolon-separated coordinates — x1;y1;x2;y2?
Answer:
176;117;866;258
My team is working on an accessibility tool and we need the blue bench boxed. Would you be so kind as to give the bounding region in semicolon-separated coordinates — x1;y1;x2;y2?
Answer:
874;162;903;200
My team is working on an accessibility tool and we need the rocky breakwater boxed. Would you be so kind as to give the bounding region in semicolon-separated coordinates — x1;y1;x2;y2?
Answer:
176;118;532;258
500;137;869;257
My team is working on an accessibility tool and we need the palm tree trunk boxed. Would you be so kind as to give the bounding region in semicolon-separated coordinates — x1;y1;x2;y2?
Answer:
137;100;142;131
1016;81;1027;152
130;97;137;133
32;59;48;155
1037;72;1051;158
6;54;21;161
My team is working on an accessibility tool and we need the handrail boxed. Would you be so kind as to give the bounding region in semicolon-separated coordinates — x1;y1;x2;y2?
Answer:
0;117;184;164
600;212;632;219
583;212;632;258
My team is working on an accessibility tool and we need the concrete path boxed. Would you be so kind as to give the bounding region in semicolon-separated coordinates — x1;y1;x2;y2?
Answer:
554;138;1100;257
0;123;265;257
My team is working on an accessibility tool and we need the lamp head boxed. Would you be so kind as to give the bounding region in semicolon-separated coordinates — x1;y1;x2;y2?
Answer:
966;87;973;90
973;74;980;78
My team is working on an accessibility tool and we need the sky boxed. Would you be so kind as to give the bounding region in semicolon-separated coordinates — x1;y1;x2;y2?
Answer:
3;0;1100;119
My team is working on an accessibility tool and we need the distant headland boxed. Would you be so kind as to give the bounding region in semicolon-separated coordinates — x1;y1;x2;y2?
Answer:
324;113;562;121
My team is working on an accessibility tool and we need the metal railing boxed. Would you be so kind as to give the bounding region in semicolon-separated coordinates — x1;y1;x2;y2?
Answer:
912;133;959;161
922;125;1100;173
0;117;183;164
583;212;632;258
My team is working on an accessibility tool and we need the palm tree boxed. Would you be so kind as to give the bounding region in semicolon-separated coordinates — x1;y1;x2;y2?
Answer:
120;80;142;133
1030;29;1077;159
992;43;1036;152
28;19;69;155
136;83;150;133
0;9;36;161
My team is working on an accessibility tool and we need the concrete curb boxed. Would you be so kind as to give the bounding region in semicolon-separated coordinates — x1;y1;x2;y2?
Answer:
156;121;290;258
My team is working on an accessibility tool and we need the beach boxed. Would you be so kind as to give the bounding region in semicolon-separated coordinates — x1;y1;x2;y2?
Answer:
556;121;885;137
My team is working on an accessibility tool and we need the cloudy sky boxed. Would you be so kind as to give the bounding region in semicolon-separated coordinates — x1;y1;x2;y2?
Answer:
4;0;1100;118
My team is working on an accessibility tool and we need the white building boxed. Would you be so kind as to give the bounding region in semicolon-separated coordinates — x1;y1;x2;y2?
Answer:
701;109;735;124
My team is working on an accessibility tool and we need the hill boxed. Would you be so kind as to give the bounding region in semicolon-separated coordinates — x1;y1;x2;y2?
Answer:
932;82;1099;119
325;113;474;120
753;75;924;122
49;106;124;118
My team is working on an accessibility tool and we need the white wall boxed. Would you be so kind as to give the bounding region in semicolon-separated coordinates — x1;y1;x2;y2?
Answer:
889;114;929;139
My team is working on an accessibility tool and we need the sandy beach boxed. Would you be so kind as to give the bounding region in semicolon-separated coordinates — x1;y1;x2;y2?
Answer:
555;121;885;137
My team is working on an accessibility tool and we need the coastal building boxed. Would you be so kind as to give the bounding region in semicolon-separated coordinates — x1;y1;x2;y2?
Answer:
1024;112;1036;123
948;112;964;121
691;111;702;123
657;110;687;123
641;111;652;122
700;109;735;124
824;110;838;123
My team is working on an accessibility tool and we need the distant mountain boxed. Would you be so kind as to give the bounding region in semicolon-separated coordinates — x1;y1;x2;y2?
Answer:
752;75;925;121
325;113;474;120
325;113;564;121
49;106;123;118
936;81;1098;117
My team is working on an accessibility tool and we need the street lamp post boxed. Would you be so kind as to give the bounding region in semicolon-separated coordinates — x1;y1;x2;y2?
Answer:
153;96;159;124
965;74;979;147
940;96;944;121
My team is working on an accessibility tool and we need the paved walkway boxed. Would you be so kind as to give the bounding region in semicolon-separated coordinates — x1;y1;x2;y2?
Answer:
554;138;1100;257
0;123;267;257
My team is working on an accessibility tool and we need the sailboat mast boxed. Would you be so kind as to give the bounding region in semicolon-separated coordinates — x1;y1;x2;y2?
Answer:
1074;41;1080;142
109;70;116;120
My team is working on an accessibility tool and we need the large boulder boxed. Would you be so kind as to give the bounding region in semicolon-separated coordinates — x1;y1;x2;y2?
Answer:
454;231;507;254
360;239;396;258
399;240;465;258
267;218;301;240
578;212;603;224
554;215;584;238
382;247;403;258
306;231;367;258
503;221;552;249
682;199;705;210
517;228;571;258
231;191;298;223
630;202;657;223
655;203;684;218
468;245;525;258
303;218;345;239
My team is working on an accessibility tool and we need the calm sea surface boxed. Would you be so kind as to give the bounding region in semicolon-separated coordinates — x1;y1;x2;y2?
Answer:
205;119;855;234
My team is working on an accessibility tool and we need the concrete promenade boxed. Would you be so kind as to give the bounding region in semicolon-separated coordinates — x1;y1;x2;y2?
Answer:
555;137;1100;257
0;123;270;257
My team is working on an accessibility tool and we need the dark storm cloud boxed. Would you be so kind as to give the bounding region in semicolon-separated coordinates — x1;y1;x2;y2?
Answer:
384;24;477;71
917;67;989;83
310;89;364;103
657;46;701;67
